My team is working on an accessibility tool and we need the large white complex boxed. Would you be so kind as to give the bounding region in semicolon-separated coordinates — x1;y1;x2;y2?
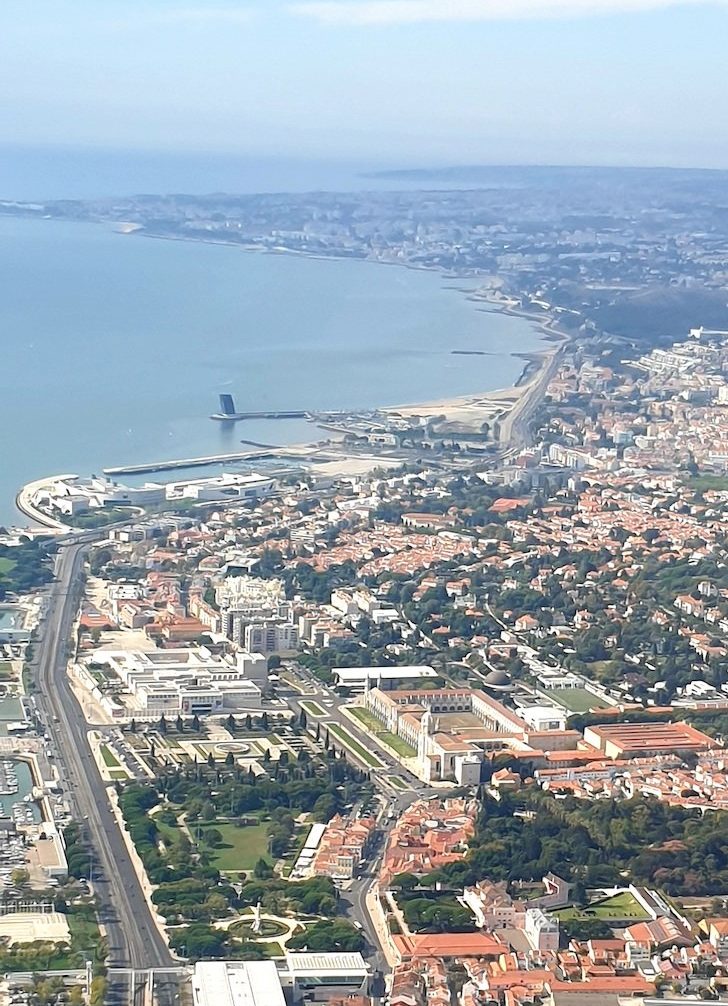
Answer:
284;952;369;992
190;955;369;1006
35;472;276;519
164;472;276;503
363;686;532;783
333;664;438;693
81;647;265;717
192;962;286;1006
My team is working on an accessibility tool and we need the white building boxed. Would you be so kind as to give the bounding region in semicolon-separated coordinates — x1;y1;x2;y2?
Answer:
244;621;299;655
524;907;559;952
284;952;369;994
519;705;567;733
82;647;264;717
192;962;286;1006
165;472;276;503
333;665;438;693
454;754;482;786
217;576;293;646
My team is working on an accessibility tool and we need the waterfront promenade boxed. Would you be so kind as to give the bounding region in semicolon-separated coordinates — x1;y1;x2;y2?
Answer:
15;477;75;534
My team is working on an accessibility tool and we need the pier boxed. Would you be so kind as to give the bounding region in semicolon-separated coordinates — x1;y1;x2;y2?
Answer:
210;409;308;421
103;450;272;476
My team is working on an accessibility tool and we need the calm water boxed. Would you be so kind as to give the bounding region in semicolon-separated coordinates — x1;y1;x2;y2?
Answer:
0;146;382;201
0;216;544;525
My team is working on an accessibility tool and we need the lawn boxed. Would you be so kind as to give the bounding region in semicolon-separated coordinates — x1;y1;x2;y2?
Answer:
557;892;650;923
349;707;384;732
300;700;327;717
348;707;415;758
688;475;728;494
199;821;272;873
230;918;289;939
547;688;609;713
379;732;416;757
99;745;120;768
255;940;284;957
0;558;16;575
155;818;181;848
328;723;385;768
67;905;103;959
386;775;408;791
0;662;14;680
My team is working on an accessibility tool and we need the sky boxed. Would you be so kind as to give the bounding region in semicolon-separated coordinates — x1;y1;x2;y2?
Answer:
1;0;728;171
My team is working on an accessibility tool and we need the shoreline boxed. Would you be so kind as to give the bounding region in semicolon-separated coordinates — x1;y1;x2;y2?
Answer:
4;216;571;529
128;223;570;420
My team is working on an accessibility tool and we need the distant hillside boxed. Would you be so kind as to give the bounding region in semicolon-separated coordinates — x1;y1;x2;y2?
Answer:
586;286;728;344
366;164;728;186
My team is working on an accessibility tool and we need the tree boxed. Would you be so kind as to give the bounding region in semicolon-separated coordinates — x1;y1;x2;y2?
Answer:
245;714;252;731
175;714;184;734
192;714;201;732
288;919;364;953
226;713;236;734
170;923;227;959
313;793;336;821
254;857;273;879
393;872;418;893
299;708;308;730
225;751;235;767
89;977;107;1006
263;748;271;764
207;752;215;768
261;712;269;731
129;718;137;734
158;715;168;735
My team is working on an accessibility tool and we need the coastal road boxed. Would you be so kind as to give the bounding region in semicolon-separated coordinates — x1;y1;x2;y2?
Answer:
498;337;566;450
34;540;174;973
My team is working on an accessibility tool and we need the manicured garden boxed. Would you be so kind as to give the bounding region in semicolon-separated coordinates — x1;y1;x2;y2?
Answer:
547;687;608;713
557;891;650;923
379;731;416;758
300;700;327;717
198;821;272;873
99;745;120;768
348;708;415;757
328;723;385;768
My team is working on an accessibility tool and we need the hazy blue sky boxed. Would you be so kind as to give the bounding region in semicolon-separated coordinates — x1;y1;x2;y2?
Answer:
2;0;728;169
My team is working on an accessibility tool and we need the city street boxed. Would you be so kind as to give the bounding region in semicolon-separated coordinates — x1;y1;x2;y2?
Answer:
33;540;174;973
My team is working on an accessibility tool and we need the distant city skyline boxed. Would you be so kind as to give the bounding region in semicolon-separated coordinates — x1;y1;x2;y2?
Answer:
2;0;728;170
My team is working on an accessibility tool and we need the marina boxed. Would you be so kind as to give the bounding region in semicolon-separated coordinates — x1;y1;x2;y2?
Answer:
0;760;18;797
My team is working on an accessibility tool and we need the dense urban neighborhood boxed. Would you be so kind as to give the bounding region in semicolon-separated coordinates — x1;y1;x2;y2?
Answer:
4;167;728;1006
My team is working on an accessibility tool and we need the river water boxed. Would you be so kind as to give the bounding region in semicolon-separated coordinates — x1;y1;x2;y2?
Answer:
0;215;544;525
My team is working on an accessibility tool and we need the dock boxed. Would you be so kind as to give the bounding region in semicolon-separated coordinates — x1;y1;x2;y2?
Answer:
210;410;308;421
103;450;272;476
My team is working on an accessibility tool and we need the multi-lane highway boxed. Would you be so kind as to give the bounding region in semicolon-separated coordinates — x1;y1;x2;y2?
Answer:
34;540;174;972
